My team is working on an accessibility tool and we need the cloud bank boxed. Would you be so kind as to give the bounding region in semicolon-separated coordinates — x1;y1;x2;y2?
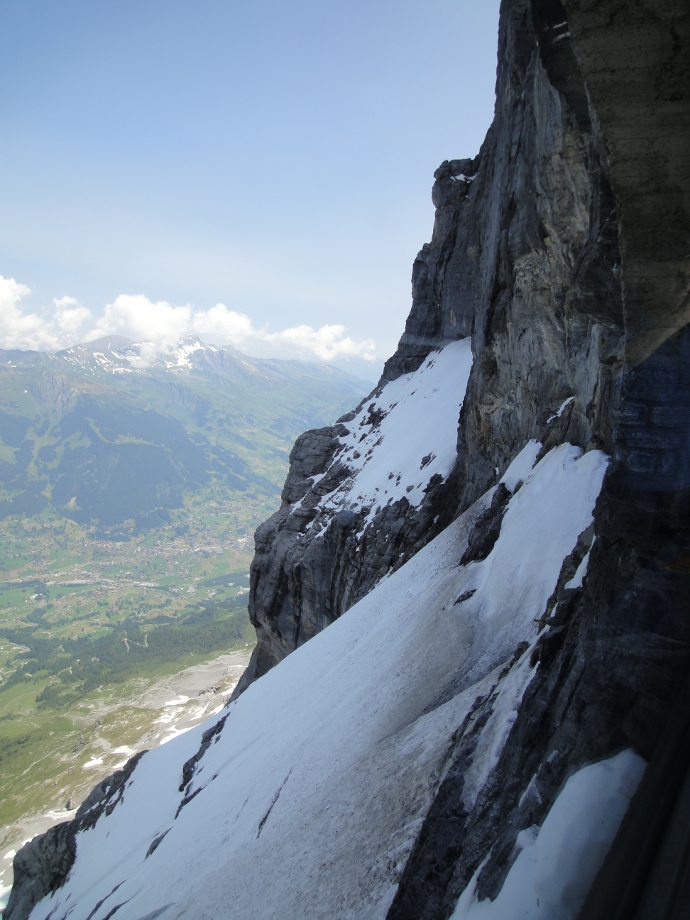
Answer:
0;276;376;364
0;278;91;352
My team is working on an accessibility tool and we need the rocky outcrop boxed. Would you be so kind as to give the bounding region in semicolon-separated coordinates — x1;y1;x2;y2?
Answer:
234;358;469;694
4;752;146;920
380;155;481;382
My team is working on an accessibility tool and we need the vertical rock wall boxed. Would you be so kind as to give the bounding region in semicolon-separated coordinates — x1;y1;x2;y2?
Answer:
239;0;628;694
386;1;690;915
240;0;689;913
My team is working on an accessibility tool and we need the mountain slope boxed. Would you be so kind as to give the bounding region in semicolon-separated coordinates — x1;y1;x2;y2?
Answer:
0;337;369;532
0;339;369;874
5;0;689;917
240;339;472;680
236;0;628;694
9;442;632;920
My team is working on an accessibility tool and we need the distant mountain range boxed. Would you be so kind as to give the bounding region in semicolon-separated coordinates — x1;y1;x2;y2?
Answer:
2;333;372;384
0;336;370;536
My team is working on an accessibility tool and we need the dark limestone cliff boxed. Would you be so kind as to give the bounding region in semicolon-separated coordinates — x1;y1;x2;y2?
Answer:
238;0;674;695
237;0;690;914
390;2;690;914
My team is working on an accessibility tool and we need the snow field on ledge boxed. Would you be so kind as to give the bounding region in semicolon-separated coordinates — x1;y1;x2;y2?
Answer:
305;339;473;528
29;441;623;920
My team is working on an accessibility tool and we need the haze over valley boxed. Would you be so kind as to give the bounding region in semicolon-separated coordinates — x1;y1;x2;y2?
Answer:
0;334;368;900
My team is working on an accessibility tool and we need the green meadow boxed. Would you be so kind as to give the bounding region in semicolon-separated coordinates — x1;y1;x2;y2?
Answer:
0;345;369;846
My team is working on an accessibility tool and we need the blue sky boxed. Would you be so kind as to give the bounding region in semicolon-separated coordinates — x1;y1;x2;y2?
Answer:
0;0;500;378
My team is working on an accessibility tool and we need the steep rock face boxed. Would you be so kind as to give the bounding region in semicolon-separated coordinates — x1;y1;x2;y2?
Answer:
236;0;689;911
456;2;624;505
385;1;690;915
236;341;473;691
6;0;688;917
380;155;481;382
240;0;625;693
563;0;690;366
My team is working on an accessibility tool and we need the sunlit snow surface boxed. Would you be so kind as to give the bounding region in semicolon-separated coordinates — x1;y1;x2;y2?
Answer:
26;441;631;920
299;339;473;529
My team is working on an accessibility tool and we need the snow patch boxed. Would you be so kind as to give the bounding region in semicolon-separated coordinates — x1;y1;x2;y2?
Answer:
547;396;574;424
462;647;537;809
565;542;593;590
452;750;646;920
26;441;611;920
500;439;541;492
455;442;608;687
301;339;473;531
110;746;135;757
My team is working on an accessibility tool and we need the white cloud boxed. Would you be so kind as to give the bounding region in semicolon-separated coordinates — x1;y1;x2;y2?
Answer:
194;304;376;362
53;296;92;335
263;323;376;361
192;303;255;343
91;294;377;363
0;275;377;364
92;294;192;350
0;276;92;351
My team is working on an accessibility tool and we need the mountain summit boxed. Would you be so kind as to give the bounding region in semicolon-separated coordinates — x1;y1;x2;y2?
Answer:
45;334;367;382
